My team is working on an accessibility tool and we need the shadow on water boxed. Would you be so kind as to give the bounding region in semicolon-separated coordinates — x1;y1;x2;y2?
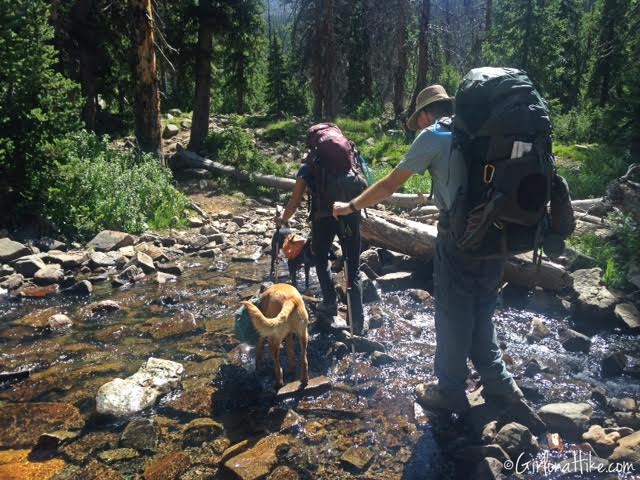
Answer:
1;251;639;479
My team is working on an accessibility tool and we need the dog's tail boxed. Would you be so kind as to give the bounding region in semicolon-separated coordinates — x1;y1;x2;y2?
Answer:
240;299;296;336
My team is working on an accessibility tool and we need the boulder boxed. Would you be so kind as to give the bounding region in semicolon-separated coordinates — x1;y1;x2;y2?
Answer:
360;249;381;274
13;256;46;277
87;230;134;252
494;422;539;459
376;271;417;291
609;430;640;465
558;328;591;353
0;238;30;262
126;251;156;274
88;251;116;269
43;250;87;269
0;273;23;290
163;124;180;139
96;357;184;416
601;352;628;378
537;402;592;440
223;434;289;480
571;268;619;325
583;425;621;457
33;264;64;285
615;302;640;330
48;314;73;330
527;317;552;342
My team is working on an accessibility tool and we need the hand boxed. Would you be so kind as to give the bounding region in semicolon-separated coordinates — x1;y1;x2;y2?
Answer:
333;201;352;218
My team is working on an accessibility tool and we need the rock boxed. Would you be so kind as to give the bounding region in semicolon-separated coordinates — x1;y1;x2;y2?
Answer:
571;268;619;325
156;262;183;276
558;327;591;353
360;249;381;274
48;313;73;330
166;386;217;417
180;120;192;130
267;466;299;480
221;440;251;465
87;230;134;252
407;288;431;303
15;307;58;328
338;330;386;354
609;397;637;412
59;432;118;463
112;265;145;286
583;425;621;457
232;248;262;262
0;238;30;262
0;263;14;276
527;317;552;342
19;283;59;298
32;264;64;285
162;124;180;139
0;402;84;448
168;108;182;116
0;449;67;480
126;251;156;274
615;302;640;330
279;409;305;433
609;430;640;465
155;271;177;285
223;434;289;480
96;357;184;416
43;250;87;269
64;279;93;295
368;306;385;329
121;418;160;451
360;272;380;303
473;457;504;480
371;351;396;367
90;300;121;314
537;402;593;440
188;217;205;228
613;412;640;430
340;446;374;472
276;376;331;398
0;273;23;290
495;422;539;459
602;352;628;377
526;287;567;315
376;271;416;291
182;418;224;447
481;420;499;444
34;430;81;451
143;451;191;480
457;444;510;464
88;251;116;269
13;255;46;277
149;311;198;340
98;448;139;463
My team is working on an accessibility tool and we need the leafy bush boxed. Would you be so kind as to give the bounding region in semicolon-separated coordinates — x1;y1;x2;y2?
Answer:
205;126;286;176
353;98;384;120
554;143;632;199
551;103;608;144
568;213;639;289
44;131;189;238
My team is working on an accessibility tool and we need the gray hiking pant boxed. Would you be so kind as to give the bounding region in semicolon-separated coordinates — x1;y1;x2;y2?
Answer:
433;223;519;399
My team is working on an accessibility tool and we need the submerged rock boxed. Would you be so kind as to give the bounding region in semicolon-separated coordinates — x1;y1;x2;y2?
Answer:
121;417;160;451
341;446;374;472
223;434;289;480
96;357;184;416
0;449;66;480
143;451;191;480
48;313;73;330
182;418;224;447
148;311;198;340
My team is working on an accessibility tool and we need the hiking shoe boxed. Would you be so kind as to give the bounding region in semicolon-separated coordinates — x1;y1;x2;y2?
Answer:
415;382;470;415
317;301;338;318
483;390;547;436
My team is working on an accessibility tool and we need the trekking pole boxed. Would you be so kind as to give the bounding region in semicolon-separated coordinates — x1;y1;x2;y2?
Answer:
337;218;356;357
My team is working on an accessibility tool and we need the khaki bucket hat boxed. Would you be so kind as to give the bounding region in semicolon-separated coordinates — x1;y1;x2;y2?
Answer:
406;85;454;131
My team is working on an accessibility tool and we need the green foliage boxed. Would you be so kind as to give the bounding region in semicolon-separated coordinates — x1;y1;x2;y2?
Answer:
568;213;640;289
267;33;286;114
353;98;384;120
551;102;608;144
204;126;286;176
44;131;189;238
344;0;373;110
0;0;81;222
262;119;306;143
554;143;632;199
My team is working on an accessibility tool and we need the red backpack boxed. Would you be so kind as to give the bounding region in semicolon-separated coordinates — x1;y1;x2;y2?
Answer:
304;123;367;219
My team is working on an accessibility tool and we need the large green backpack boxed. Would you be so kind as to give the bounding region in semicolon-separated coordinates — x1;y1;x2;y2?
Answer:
450;67;574;259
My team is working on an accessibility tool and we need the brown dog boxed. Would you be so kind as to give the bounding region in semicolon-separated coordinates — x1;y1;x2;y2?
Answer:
241;283;309;388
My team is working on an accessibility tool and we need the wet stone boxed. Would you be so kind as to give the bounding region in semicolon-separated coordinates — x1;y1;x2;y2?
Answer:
559;327;591;353
0;272;23;290
34;430;81;450
615;302;640;330
156;262;183;276
60;432;119;463
86;230;134;252
494;422;539;459
98;448;140;463
609;430;640;464
223;434;289;480
149;311;198;340
277;376;331;398
582;425;621;457
64;279;93;295
182;418;224;447
371;351;397;367
165;385;217;417
33;264;64;285
126;251;156;274
121;417;160;451
13;255;46;277
0;449;66;480
340;446;374;472
220;440;251;465
527;317;552;342
48;313;73;330
232;247;262;262
267;466;299;480
88;251;116;269
376;271;416;291
90;299;121;313
537;402;593;441
15;306;58;328
143;451;191;480
44;251;87;269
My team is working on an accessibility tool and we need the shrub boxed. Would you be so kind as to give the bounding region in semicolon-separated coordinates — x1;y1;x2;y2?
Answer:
262;119;306;143
44;131;189;238
353;98;384;120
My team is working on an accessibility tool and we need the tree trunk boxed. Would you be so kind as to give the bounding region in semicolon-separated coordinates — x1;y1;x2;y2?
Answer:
189;17;213;152
129;0;163;162
485;0;492;33
521;0;534;70
393;0;409;117
311;0;324;119
409;0;431;115
73;0;97;131
324;0;338;119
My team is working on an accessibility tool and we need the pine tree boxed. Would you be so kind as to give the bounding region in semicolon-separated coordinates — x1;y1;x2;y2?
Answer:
267;32;286;113
345;0;372;111
0;0;81;219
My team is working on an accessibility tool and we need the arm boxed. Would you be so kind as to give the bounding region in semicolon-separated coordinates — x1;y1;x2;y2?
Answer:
276;176;307;226
333;167;414;217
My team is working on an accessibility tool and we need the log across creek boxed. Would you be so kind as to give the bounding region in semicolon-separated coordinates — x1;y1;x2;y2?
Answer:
175;147;576;291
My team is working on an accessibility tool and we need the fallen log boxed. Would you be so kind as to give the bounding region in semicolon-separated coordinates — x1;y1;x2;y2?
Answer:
361;211;571;291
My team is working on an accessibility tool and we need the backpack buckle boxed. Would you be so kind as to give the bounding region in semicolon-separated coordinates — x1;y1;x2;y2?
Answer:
483;164;496;184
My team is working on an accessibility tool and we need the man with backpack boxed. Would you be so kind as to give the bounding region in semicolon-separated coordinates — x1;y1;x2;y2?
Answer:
333;72;567;431
275;123;368;335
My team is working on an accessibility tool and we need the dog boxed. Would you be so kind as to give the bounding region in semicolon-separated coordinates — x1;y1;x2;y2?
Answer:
240;283;309;388
270;227;337;289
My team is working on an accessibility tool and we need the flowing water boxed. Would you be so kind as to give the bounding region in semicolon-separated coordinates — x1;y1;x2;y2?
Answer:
1;253;639;479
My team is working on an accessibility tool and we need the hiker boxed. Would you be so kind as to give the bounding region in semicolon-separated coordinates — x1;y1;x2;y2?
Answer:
333;82;547;428
275;123;368;335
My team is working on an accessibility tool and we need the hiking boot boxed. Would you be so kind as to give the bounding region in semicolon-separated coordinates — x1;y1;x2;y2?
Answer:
483;389;547;436
415;382;470;415
316;301;338;329
351;316;369;336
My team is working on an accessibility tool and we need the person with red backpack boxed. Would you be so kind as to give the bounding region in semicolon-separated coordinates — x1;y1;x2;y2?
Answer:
275;123;369;335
